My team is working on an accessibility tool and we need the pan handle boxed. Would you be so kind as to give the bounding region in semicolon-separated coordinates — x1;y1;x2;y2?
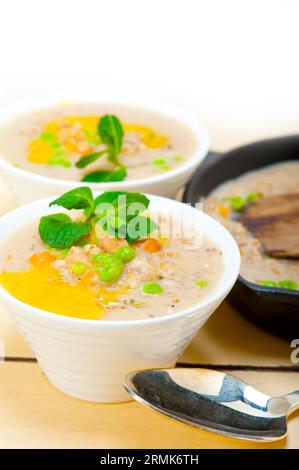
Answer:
203;151;224;167
182;150;225;203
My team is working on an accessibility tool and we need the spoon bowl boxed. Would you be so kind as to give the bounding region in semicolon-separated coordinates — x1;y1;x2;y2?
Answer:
124;368;299;442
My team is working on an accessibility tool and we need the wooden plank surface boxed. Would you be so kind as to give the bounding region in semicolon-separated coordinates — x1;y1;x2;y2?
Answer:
0;363;298;449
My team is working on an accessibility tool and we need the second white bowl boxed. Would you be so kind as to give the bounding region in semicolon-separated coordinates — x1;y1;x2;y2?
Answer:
0;91;209;204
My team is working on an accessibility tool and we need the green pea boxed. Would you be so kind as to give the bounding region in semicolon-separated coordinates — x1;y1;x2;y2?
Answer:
260;280;278;287
223;193;263;212
195;280;209;288
71;262;88;276
48;154;71;168
224;196;246;212
98;258;123;283
153;158;166;166
278;280;298;290
92;253;113;266
173;156;184;162
114;246;136;263
143;281;163;295
246;192;263;203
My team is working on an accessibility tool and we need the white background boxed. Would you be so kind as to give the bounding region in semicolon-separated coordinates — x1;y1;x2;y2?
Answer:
0;0;299;150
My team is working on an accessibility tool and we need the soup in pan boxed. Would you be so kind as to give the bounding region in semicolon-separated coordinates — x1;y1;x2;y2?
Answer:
0;103;198;183
206;161;299;290
0;189;224;321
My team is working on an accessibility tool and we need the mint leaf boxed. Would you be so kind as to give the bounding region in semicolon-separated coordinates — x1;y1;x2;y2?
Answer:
101;214;157;242
119;193;150;211
101;212;127;239
98;115;123;160
75;150;107;169
39;213;92;249
126;215;158;242
49;187;94;216
94;192;151;237
81;166;127;183
94;191;127;208
94;192;149;214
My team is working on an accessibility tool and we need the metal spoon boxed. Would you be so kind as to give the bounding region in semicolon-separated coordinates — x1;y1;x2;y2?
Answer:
124;368;299;442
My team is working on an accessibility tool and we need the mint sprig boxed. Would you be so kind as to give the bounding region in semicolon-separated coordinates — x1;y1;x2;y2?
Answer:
38;188;158;249
76;115;126;183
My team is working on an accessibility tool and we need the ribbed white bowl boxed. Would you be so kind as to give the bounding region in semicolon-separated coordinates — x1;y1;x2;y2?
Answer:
0;91;209;204
0;194;240;402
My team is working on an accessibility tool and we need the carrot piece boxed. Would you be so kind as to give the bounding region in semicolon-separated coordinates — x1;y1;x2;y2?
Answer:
30;251;56;267
141;238;163;253
218;205;230;218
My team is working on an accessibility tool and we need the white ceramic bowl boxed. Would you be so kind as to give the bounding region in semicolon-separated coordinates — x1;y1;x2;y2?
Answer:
0;194;240;402
0;91;209;204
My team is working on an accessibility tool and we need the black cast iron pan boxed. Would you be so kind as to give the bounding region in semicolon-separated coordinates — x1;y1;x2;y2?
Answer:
183;135;299;340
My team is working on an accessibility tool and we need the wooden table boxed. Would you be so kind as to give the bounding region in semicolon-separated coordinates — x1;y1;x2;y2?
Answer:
0;179;298;449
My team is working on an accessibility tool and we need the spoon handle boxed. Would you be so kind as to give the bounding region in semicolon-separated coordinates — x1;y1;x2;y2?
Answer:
283;390;299;412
